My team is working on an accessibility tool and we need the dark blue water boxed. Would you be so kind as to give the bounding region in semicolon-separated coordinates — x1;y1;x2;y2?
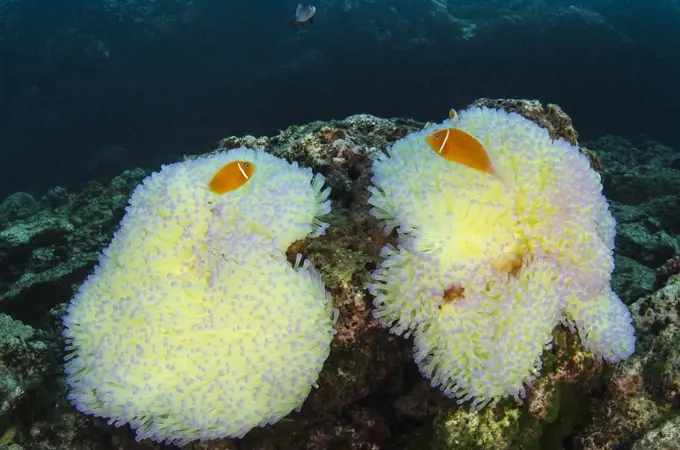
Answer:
1;0;679;199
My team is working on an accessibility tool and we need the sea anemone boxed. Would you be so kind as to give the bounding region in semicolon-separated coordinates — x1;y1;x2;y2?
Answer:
63;147;335;444
367;107;635;407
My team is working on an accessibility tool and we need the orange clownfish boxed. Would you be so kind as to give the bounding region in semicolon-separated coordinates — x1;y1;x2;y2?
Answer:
425;128;500;179
209;160;255;194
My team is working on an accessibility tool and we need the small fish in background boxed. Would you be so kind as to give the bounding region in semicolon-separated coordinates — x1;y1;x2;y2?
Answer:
290;4;316;27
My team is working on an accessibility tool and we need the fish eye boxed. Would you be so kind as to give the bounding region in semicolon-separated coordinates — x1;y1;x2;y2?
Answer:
434;134;440;138
245;163;251;168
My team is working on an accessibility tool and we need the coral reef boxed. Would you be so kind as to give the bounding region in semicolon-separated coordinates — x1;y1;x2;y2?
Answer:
573;275;680;449
0;171;147;327
631;415;680;450
591;135;680;302
0;99;678;449
657;256;680;288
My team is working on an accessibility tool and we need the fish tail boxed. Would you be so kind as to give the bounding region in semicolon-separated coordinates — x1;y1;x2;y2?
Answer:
488;162;508;184
485;156;505;182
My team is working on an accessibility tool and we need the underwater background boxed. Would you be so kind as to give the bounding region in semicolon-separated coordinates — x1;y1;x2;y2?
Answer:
1;0;679;198
1;0;680;449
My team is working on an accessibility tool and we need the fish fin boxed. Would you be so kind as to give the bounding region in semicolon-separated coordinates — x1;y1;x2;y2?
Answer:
309;16;315;24
487;159;508;183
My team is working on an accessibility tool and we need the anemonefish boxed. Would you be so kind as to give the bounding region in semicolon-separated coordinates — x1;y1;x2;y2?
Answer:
209;160;255;194
425;128;500;179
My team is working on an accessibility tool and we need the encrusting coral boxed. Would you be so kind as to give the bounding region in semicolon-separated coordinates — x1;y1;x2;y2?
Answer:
61;147;335;445
367;106;636;408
